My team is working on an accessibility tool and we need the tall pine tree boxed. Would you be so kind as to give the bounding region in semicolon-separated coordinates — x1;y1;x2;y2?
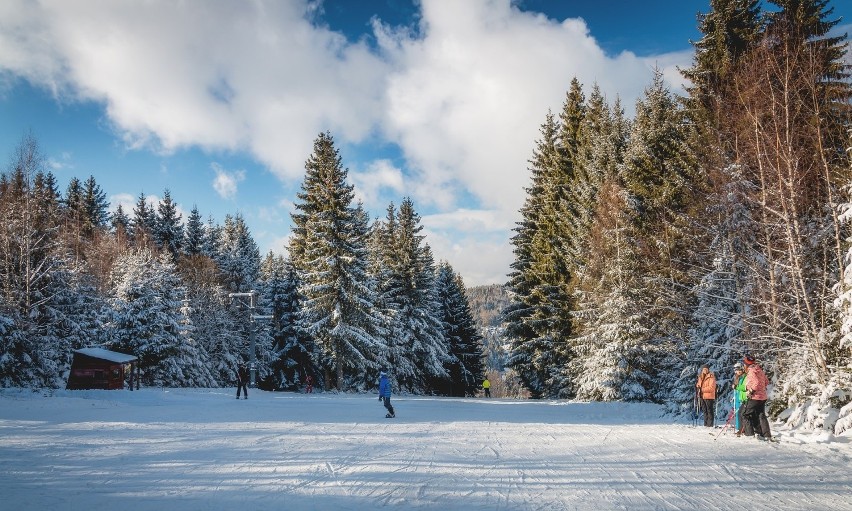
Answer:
290;132;386;390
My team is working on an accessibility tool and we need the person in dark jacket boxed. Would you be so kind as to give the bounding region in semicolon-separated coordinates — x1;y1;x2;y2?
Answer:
378;370;395;418
236;362;249;399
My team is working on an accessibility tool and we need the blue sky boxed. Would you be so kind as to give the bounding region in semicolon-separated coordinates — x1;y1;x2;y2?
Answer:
1;0;850;286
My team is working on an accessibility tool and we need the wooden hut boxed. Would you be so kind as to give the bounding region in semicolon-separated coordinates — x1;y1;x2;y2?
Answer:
66;348;139;390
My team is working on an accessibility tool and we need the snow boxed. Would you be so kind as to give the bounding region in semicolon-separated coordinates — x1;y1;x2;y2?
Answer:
74;348;138;364
1;389;850;510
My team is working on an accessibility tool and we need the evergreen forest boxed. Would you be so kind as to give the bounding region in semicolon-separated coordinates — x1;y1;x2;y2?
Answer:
2;0;852;436
504;0;852;434
0;132;484;397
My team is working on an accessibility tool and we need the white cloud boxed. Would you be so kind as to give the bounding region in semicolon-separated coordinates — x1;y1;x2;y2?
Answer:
44;151;74;172
264;233;292;257
351;159;405;209
278;197;296;212
424;227;514;287
108;193;136;214
0;0;695;285
375;0;689;220
0;0;389;175
422;208;515;233
212;163;245;199
257;206;283;223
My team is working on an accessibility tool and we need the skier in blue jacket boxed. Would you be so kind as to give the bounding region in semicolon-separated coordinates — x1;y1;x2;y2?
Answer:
378;371;395;418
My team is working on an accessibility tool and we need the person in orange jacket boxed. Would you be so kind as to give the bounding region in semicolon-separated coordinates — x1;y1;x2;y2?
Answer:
695;364;717;427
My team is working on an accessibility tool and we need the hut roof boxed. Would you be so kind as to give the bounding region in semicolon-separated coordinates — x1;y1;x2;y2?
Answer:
74;348;137;364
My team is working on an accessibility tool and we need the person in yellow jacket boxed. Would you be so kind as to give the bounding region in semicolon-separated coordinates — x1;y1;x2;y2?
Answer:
695;364;717;427
482;378;491;398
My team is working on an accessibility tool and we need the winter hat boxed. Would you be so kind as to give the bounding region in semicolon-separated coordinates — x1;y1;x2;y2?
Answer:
743;354;756;366
733;362;743;370
379;370;387;376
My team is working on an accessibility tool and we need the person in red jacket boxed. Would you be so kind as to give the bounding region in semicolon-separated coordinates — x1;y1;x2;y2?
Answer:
695;364;717;427
742;354;773;441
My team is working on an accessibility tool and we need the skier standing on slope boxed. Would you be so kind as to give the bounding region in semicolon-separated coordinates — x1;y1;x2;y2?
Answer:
695;364;717;427
732;363;752;436
742;354;773;441
236;362;249;400
378;370;395;418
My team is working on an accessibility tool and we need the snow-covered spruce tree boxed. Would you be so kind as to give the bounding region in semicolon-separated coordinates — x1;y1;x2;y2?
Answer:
201;215;222;259
810;176;852;434
183;205;204;257
63;176;85;228
47;263;109;352
376;198;449;393
289;132;386;391
258;251;316;390
504;112;564;398
0;308;26;387
214;214;275;384
216;213;260;293
672;163;755;417
567;88;630;388
571;178;653;401
110;204;131;240
174;293;217;387
619;69;700;402
82;175;110;236
366;203;397;378
185;282;243;386
435;262;484;397
153;189;183;260
130;192;156;248
106;248;212;387
565;84;619;274
682;0;762;121
679;244;743;416
62;176;88;261
0;258;104;388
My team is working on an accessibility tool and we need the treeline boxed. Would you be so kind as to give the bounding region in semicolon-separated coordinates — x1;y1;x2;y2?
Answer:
504;0;852;434
0;132;483;396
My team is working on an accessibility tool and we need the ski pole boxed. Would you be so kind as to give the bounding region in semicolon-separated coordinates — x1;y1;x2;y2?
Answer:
714;385;719;428
693;387;699;427
714;409;736;440
692;387;701;427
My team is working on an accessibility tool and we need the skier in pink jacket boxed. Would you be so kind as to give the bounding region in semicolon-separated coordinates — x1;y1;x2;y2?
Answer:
742;355;772;441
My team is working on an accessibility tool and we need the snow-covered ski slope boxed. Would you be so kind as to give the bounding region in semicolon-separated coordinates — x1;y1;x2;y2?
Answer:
1;388;850;511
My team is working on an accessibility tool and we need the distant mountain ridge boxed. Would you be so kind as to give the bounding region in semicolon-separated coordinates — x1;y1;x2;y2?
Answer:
466;284;511;329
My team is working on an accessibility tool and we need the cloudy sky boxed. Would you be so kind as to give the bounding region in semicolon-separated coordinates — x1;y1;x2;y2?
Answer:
2;0;849;286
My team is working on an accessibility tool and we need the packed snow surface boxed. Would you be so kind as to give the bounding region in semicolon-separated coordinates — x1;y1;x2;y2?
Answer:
1;388;850;510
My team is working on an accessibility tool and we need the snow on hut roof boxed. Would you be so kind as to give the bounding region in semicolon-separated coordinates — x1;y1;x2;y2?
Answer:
74;348;137;364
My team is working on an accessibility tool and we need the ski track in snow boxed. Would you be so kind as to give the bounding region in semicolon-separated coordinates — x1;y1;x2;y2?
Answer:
1;389;850;511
